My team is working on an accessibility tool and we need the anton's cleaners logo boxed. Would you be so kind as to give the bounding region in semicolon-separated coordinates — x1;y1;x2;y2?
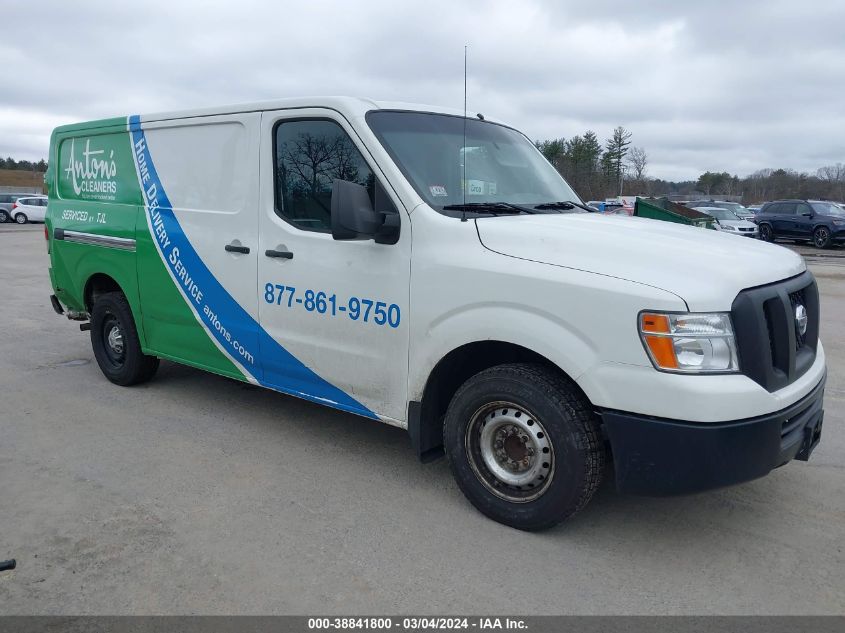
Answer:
63;138;118;198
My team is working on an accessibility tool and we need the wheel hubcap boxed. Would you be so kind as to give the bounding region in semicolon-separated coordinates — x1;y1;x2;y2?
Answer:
107;325;124;354
101;314;126;367
15;215;25;224
466;402;554;502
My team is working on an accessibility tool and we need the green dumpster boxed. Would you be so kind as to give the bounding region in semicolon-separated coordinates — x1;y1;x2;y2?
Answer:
634;197;715;229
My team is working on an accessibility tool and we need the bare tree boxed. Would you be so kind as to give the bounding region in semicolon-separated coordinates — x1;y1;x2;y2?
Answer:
628;146;648;181
817;163;845;200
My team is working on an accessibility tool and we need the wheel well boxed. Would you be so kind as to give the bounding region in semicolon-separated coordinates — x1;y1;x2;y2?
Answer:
84;273;123;312
409;341;578;461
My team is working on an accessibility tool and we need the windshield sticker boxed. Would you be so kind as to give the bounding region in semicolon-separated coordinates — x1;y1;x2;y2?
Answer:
465;180;497;196
429;185;448;197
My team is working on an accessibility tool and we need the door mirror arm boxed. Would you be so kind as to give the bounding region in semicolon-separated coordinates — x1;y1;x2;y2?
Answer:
374;212;401;245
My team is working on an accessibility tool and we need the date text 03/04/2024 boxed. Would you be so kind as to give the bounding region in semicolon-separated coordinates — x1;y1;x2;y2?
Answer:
263;282;401;328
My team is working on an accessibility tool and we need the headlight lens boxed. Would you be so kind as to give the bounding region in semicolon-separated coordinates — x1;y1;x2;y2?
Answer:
722;224;736;230
639;312;739;373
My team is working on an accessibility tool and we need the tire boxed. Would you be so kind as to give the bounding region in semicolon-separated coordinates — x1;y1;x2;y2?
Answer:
443;363;605;530
14;213;27;224
813;226;831;249
758;223;774;242
0;210;8;223
90;291;159;386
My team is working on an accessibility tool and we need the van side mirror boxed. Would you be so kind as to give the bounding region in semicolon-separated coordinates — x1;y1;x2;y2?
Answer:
331;179;399;244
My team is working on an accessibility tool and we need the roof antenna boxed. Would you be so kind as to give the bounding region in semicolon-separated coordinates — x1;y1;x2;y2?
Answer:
461;45;468;223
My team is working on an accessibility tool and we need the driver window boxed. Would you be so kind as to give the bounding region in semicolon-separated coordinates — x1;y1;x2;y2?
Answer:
274;119;375;233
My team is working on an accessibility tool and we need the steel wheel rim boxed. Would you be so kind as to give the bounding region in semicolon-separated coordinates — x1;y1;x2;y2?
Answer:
101;313;125;367
465;401;555;503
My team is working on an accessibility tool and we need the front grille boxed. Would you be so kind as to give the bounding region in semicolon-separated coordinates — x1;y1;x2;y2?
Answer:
731;271;819;392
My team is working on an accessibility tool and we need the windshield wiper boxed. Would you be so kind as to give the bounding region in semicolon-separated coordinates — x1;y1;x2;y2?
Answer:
441;202;539;215
533;200;596;213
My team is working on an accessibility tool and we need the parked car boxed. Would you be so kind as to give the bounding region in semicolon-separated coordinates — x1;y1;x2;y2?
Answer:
10;196;48;224
755;200;845;248
684;200;755;220
706;201;756;221
0;192;37;223
692;206;759;238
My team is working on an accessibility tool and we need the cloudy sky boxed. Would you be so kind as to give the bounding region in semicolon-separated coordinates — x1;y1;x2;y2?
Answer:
2;0;843;181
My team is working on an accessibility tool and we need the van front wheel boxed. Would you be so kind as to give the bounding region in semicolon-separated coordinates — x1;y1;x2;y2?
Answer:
443;363;605;530
91;291;159;386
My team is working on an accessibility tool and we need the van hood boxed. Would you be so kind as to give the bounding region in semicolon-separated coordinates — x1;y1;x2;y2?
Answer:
475;213;806;311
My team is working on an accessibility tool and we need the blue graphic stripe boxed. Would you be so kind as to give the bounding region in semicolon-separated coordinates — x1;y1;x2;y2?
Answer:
128;115;377;419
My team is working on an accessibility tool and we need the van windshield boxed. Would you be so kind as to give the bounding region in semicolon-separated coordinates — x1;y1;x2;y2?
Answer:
366;111;580;215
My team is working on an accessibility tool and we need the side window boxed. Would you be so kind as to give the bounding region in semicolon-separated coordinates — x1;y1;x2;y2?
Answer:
780;202;797;215
274;119;375;233
796;203;812;216
0;195;9;203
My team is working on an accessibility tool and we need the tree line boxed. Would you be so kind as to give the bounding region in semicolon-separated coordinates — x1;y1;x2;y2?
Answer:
535;130;845;204
1;157;48;172
535;127;641;201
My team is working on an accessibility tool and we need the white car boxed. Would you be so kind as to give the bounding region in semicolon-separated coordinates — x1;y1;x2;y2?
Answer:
11;196;48;224
693;206;759;237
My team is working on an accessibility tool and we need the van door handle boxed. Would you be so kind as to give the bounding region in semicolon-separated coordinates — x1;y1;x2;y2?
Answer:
265;249;293;259
225;244;250;254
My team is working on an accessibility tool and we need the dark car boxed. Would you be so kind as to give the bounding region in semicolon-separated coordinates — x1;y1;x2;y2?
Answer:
755;200;845;248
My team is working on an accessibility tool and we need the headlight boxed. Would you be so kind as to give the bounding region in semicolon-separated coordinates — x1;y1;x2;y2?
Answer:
722;224;736;230
639;312;739;373
832;219;845;226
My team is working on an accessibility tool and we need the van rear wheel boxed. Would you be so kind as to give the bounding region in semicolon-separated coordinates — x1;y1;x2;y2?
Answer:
91;291;159;386
443;363;605;530
0;210;8;223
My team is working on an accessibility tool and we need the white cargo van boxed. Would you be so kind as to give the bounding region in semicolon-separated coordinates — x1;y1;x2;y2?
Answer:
46;97;826;529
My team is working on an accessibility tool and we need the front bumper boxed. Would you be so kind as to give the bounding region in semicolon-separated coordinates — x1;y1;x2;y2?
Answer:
601;373;825;495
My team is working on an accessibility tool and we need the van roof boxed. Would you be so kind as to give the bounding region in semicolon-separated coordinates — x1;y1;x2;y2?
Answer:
54;97;501;134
